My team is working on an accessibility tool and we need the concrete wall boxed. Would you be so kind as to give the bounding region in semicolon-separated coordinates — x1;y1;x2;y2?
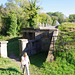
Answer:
19;27;58;61
19;30;53;56
47;29;58;62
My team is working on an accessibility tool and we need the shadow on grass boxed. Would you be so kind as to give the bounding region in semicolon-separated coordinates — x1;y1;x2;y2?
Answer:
30;51;48;67
7;37;48;67
0;67;22;75
7;37;22;59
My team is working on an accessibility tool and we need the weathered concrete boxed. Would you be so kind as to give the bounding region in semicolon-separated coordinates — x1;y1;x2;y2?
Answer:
0;41;8;58
22;28;52;55
19;26;58;62
46;29;58;62
18;39;28;56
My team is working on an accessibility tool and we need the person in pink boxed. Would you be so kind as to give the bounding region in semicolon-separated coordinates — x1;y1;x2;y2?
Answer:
21;52;30;75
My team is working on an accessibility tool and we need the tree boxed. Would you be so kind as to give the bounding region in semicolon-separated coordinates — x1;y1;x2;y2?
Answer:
47;12;65;24
69;14;75;22
0;4;8;35
7;13;17;36
51;16;58;25
24;0;40;27
39;13;52;25
0;16;2;34
0;0;41;36
47;12;54;17
5;0;29;32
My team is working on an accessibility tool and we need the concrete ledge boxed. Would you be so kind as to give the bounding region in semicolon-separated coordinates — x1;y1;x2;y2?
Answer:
18;39;28;42
0;41;8;44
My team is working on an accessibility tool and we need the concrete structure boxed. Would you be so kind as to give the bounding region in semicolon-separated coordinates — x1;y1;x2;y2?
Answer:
18;39;28;56
0;41;8;58
19;26;58;62
47;29;58;62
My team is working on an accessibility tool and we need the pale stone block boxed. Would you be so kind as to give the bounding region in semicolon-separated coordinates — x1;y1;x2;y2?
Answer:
0;41;8;58
18;39;28;56
53;29;58;41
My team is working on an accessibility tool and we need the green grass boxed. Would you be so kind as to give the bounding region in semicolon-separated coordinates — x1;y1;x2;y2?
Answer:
0;23;75;75
0;57;22;75
0;52;48;75
0;50;75;75
40;57;75;75
7;37;22;57
60;23;75;27
0;36;48;75
0;35;48;75
47;22;75;75
29;52;48;75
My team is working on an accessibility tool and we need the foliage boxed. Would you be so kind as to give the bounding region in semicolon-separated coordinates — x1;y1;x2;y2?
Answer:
40;36;75;75
0;0;75;36
7;13;17;36
0;32;75;75
0;0;41;35
0;35;8;41
7;37;22;57
24;0;40;27
40;56;75;75
39;23;75;75
0;16;4;34
0;57;11;65
0;49;48;75
56;23;75;54
69;14;75;22
47;12;66;24
51;16;58;25
0;1;75;75
41;23;75;75
39;13;52;25
58;23;75;32
6;0;28;28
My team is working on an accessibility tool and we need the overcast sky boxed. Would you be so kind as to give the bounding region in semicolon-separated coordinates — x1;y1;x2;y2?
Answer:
0;0;75;17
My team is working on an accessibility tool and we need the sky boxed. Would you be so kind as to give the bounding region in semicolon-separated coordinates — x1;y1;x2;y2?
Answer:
0;0;75;17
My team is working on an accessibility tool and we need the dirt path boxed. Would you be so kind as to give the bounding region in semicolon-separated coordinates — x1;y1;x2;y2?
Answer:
9;51;21;66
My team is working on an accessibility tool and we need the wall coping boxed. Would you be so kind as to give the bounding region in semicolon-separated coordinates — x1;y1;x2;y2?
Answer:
22;27;58;31
0;41;8;44
18;39;28;42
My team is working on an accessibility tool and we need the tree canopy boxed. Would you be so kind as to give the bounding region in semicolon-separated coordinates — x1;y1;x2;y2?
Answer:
0;0;40;36
47;12;66;24
0;0;75;36
69;14;75;22
39;13;52;25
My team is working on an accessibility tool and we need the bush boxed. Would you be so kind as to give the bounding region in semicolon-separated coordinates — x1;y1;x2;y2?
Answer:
58;23;75;32
40;57;75;75
0;67;22;75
